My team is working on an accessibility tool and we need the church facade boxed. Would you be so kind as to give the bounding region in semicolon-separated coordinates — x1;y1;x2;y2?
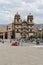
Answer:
0;12;35;39
7;12;34;39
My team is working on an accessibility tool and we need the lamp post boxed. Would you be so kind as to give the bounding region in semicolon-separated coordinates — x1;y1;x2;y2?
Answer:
36;28;38;39
3;32;5;39
39;28;42;42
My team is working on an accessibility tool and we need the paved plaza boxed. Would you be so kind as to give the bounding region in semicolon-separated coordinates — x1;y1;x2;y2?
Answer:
0;43;43;65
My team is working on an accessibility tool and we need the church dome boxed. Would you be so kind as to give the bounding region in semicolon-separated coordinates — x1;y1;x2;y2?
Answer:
14;12;20;19
27;13;33;21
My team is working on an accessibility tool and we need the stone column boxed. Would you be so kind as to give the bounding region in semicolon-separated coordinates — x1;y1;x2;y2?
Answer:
8;32;11;39
3;32;5;39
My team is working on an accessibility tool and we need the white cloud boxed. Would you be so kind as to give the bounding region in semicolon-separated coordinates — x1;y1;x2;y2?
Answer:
0;0;10;4
0;11;13;19
0;11;14;24
34;17;43;24
0;0;43;24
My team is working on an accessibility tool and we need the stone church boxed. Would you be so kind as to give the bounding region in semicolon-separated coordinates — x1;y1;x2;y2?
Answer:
0;12;35;39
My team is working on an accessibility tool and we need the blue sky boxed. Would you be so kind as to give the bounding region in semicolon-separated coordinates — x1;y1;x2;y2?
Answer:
0;0;43;24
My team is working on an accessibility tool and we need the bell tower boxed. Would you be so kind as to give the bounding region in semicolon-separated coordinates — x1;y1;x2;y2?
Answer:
14;12;21;39
27;13;33;22
27;13;34;36
14;12;20;23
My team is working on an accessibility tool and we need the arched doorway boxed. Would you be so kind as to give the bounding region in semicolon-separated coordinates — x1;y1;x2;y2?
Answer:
5;32;8;39
11;30;15;39
0;35;3;39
